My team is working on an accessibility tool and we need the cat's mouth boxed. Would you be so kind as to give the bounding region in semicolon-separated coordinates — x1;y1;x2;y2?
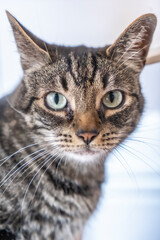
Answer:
71;144;104;156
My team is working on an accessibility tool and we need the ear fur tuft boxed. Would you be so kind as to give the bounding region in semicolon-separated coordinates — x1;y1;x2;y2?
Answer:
106;14;157;71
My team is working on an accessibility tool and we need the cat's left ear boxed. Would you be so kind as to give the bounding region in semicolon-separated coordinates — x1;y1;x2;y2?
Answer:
106;14;157;72
6;11;52;71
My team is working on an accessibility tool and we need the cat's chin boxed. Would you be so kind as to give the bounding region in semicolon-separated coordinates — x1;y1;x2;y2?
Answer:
64;149;107;163
74;149;99;155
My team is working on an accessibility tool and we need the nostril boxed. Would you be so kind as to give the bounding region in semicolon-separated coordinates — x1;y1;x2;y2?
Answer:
76;130;99;144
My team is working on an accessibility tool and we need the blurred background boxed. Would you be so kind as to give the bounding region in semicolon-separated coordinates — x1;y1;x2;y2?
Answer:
0;0;160;239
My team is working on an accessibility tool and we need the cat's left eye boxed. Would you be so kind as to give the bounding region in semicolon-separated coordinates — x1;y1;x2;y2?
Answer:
45;92;67;110
102;90;124;109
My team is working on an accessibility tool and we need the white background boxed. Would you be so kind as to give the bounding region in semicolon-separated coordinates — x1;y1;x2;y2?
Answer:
0;1;160;240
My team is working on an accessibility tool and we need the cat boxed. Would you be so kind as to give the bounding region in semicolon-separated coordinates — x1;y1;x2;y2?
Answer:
0;11;157;240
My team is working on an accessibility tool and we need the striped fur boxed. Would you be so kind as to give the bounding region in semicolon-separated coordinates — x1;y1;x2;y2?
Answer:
0;12;156;239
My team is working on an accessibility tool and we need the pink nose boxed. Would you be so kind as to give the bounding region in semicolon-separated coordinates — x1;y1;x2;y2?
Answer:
76;130;99;145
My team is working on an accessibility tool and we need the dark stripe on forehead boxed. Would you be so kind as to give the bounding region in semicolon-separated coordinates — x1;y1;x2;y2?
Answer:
90;54;98;84
60;77;68;91
66;51;99;86
102;72;109;89
66;56;80;86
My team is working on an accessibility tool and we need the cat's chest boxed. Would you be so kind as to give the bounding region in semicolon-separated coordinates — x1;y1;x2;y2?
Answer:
17;189;90;240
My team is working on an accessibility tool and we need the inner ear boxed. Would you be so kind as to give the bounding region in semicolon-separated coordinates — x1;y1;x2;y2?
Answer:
6;11;52;71
106;14;157;71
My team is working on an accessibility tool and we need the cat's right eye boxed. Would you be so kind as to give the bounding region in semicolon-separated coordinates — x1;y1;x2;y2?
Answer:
45;92;67;110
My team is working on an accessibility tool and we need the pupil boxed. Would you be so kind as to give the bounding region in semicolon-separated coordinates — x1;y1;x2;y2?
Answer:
109;91;115;103
54;93;59;105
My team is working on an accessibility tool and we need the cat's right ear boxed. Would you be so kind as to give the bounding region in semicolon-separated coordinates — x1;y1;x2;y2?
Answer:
6;11;52;71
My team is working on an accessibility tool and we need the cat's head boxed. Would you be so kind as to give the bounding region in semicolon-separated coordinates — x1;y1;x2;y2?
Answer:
7;12;156;164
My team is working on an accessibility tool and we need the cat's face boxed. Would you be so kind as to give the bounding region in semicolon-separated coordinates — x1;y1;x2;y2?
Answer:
17;52;144;163
7;12;156;163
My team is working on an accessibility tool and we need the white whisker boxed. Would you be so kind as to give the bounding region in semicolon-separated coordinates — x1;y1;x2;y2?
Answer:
0;143;39;165
30;150;63;206
21;145;61;182
120;143;160;176
21;148;62;214
0;148;46;189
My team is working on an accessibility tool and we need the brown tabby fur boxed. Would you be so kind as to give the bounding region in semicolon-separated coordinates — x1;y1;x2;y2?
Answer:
0;12;157;240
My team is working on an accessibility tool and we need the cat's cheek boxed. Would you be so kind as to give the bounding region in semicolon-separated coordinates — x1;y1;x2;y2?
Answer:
31;100;72;128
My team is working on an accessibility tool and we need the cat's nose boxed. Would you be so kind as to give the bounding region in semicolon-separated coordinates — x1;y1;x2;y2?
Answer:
76;129;99;145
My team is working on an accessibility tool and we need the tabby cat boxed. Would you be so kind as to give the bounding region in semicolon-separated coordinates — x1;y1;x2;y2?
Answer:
0;12;157;240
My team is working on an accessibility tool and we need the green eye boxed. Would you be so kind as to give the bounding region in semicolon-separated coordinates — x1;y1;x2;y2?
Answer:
102;90;123;109
45;92;67;110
